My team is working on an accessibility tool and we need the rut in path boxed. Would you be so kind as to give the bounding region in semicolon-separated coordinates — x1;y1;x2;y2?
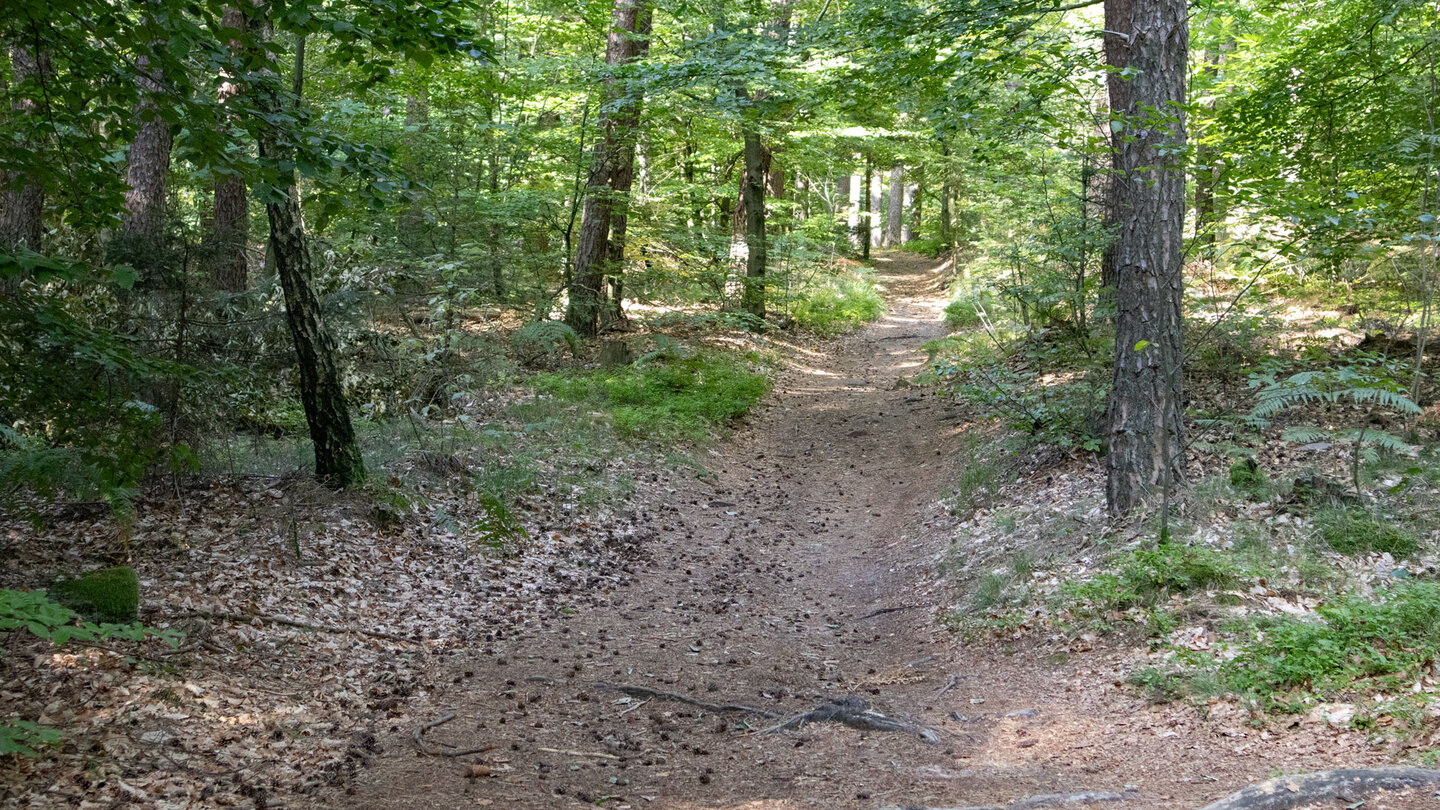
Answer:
323;253;1428;810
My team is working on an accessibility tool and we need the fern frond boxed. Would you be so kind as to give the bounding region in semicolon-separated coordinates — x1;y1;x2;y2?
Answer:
1280;426;1332;444
1342;387;1422;414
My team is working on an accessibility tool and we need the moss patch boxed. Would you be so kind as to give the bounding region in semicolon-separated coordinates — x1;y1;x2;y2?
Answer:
51;566;139;622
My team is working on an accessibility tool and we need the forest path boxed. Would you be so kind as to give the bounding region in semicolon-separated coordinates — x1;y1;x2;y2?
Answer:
326;253;1402;810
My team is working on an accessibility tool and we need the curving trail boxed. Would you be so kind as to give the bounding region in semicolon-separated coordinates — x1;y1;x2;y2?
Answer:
323;253;1431;810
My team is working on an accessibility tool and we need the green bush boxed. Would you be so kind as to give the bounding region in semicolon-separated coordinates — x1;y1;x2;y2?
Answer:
534;350;769;443
50;566;140;622
789;274;884;336
944;288;998;329
1312;508;1418;557
1225;582;1440;702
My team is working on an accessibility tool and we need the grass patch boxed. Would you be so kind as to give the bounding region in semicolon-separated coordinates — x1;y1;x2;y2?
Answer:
788;272;885;336
1063;544;1240;616
1224;582;1440;708
533;350;770;443
1312;508;1419;557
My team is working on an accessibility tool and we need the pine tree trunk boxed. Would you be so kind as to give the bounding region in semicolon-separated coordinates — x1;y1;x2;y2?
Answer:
122;49;173;239
209;6;249;292
1104;0;1188;516
565;0;646;337
885;162;904;247
255;30;364;489
0;45;48;256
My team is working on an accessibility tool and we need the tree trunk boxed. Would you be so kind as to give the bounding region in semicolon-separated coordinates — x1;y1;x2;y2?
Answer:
860;156;872;260
910;164;923;241
122;48;173;239
740;124;766;317
209;6;249;291
1099;0;1133;297
1104;0;1188;517
1192;48;1222;255
885;162;904;247
0;45;48;256
255;30;365;489
565;0;647;337
603;4;654;327
399;88;429;250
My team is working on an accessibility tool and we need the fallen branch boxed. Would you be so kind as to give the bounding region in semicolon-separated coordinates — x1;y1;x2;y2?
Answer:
413;713;495;758
595;682;781;718
763;696;943;744
1197;767;1440;810
172;610;418;644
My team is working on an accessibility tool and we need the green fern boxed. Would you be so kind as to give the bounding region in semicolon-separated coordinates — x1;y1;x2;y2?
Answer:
511;321;580;363
1249;359;1420;497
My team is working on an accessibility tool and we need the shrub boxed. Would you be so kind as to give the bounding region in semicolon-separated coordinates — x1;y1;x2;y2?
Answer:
1312;508;1418;557
944;288;999;329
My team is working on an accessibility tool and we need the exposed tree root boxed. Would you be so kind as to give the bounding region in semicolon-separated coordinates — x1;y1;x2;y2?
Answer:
763;695;943;744
412;713;495;758
1196;767;1440;810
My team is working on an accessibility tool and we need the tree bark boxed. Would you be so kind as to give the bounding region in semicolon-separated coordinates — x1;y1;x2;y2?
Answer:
1099;0;1133;297
122;46;173;239
565;0;647;337
255;30;365;489
603;4;653;327
209;6;249;291
860;155;872;260
740;124;767;317
885;162;903;246
0;45;48;256
1104;0;1188;516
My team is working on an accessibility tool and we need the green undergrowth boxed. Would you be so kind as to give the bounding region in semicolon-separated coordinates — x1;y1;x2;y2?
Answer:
787;271;885;336
532;348;770;443
1061;544;1240;617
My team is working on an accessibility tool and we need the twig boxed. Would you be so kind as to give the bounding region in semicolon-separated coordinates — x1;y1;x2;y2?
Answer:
617;699;649;717
171;610;419;643
859;605;917;620
413;713;495;758
537;746;621;761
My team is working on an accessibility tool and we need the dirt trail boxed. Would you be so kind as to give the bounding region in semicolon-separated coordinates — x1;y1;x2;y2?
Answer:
324;253;1423;810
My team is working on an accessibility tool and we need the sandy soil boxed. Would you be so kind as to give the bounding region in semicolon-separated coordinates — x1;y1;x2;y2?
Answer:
315;253;1424;810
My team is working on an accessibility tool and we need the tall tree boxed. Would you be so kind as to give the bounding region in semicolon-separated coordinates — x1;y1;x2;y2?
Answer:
603;4;654;327
1098;0;1133;297
1104;0;1189;516
860;154;873;260
122;42;173;239
565;0;649;337
885;161;903;246
0;45;47;255
209;6;249;291
737;0;793;318
254;29;364;489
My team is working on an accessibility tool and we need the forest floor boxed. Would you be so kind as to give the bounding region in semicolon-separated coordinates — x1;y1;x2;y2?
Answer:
4;252;1435;809
315;253;1433;810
